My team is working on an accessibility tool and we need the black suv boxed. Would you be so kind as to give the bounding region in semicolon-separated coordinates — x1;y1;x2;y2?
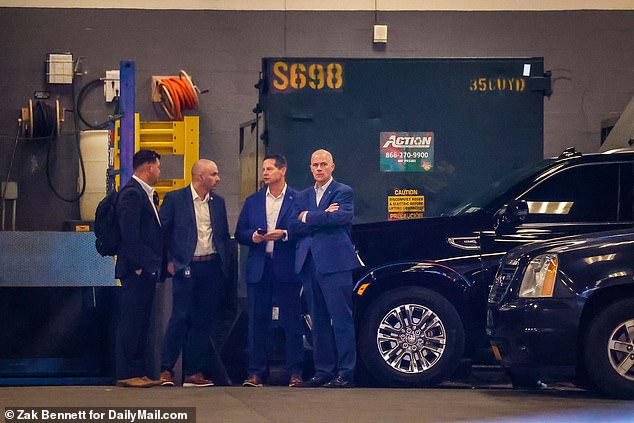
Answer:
487;229;634;399
352;148;634;387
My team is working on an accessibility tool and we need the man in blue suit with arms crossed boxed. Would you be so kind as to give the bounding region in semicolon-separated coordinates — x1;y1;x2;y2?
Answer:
236;154;304;387
290;149;360;388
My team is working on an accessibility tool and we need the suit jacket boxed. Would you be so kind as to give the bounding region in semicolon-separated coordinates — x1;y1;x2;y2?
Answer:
160;185;230;277
235;186;297;284
289;180;360;275
115;178;163;279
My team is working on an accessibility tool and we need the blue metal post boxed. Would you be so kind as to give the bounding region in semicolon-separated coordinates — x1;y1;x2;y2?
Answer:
119;61;135;186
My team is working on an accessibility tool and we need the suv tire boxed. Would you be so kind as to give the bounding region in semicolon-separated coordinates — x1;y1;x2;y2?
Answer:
583;298;634;399
359;286;465;387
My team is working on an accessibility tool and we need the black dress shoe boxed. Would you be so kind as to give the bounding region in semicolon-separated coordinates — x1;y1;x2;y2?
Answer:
323;375;355;388
296;375;332;388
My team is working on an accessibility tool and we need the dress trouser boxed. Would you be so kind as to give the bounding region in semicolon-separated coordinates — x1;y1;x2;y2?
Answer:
160;257;225;376
299;253;356;381
247;257;304;378
116;272;156;380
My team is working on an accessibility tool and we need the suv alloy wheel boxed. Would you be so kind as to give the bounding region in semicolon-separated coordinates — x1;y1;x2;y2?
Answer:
584;298;634;399
359;287;465;386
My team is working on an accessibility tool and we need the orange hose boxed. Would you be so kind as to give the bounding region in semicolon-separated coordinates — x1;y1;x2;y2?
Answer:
157;72;199;121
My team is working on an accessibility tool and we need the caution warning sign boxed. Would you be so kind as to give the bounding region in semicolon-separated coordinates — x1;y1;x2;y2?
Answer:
387;189;425;220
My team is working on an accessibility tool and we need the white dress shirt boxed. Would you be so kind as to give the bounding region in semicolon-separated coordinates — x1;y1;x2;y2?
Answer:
190;184;216;256
132;175;160;225
265;184;287;253
301;177;334;223
315;177;334;206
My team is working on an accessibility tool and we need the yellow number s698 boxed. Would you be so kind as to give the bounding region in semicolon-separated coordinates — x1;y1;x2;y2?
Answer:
271;61;343;92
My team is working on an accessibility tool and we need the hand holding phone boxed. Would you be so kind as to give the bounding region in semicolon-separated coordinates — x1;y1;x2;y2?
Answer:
256;228;267;235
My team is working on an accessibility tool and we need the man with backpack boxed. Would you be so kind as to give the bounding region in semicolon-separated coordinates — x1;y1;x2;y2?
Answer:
114;149;164;388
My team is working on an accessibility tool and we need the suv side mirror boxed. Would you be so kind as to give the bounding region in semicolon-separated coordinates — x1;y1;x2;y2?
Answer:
495;200;529;234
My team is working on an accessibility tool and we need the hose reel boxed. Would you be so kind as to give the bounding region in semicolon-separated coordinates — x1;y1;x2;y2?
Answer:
155;70;200;121
20;99;61;138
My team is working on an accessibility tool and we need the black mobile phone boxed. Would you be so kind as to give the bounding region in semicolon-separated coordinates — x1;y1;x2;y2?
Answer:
256;228;267;235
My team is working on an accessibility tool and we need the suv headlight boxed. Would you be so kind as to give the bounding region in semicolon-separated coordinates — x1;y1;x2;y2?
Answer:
518;254;558;298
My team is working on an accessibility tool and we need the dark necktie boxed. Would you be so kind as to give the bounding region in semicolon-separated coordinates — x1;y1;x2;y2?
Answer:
153;191;160;211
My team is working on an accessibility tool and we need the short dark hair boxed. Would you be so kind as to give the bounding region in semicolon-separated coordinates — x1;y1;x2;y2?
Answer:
263;154;287;169
133;150;160;170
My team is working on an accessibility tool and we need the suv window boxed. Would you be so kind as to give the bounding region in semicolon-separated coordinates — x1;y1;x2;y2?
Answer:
620;162;634;221
448;159;554;216
520;163;619;223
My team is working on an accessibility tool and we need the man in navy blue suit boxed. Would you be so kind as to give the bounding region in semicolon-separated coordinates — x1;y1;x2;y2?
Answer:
236;154;304;387
115;149;164;388
290;149;360;388
158;159;230;388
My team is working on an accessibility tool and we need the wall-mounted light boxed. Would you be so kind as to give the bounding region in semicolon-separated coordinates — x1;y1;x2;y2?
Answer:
372;0;387;44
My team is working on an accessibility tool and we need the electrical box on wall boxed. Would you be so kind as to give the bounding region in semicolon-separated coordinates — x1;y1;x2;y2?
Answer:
46;53;74;84
104;70;120;102
373;25;388;43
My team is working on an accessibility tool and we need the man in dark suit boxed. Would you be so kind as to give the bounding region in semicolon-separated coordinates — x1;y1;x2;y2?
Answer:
236;154;304;387
290;149;360;388
158;159;230;387
115;149;164;388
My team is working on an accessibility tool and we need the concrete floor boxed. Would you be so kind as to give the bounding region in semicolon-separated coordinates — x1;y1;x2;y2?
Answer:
2;385;633;422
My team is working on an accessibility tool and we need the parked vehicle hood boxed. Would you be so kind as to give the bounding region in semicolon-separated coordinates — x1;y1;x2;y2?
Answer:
352;212;491;269
505;229;634;260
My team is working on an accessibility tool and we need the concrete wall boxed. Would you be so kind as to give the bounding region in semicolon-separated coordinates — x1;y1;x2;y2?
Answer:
0;8;632;230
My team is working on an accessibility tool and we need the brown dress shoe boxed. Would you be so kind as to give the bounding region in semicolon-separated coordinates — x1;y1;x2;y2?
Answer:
140;376;163;387
159;370;175;386
116;376;160;388
183;372;214;387
288;374;303;387
242;375;264;387
116;377;137;387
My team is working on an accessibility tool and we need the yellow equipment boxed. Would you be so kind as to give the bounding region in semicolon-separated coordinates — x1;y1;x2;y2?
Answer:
113;114;199;199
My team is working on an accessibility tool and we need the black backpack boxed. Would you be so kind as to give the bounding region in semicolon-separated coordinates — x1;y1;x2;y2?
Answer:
94;189;121;256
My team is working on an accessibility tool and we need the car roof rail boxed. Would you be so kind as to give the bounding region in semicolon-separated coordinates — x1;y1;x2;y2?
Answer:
558;147;581;159
602;147;634;154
